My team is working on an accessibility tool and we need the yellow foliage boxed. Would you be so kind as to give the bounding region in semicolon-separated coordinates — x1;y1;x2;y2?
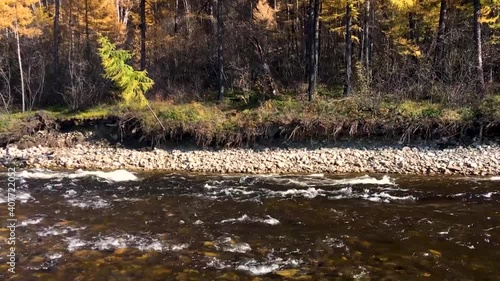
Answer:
480;6;500;24
389;0;417;10
0;0;41;37
275;269;300;278
396;38;422;57
429;249;442;258
60;0;121;40
254;0;277;30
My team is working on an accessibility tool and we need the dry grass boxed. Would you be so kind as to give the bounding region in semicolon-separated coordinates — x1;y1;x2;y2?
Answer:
1;95;498;147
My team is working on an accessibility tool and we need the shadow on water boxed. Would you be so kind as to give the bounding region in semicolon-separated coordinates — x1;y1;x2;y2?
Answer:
0;171;499;280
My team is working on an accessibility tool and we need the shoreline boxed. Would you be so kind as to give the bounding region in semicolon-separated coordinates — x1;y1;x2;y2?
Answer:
1;139;499;176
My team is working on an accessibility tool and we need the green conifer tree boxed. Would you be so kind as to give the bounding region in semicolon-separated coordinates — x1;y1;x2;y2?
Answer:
97;36;152;108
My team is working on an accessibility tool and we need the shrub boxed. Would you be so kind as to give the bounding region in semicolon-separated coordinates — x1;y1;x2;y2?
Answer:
479;95;500;122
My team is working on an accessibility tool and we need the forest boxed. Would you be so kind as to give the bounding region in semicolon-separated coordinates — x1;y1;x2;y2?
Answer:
0;0;499;146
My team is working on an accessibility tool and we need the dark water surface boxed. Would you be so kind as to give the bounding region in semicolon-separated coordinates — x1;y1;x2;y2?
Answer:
0;170;499;280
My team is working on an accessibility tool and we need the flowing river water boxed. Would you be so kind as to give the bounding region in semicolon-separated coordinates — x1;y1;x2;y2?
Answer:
0;170;499;280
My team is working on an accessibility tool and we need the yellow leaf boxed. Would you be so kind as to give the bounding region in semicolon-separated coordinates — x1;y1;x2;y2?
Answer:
429;249;442;258
275;269;299;278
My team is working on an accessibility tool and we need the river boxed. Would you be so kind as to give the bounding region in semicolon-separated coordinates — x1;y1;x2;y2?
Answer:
0;170;499;280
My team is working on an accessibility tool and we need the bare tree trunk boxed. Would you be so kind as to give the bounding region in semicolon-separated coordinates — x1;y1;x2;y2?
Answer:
433;0;446;80
69;0;74;60
317;1;322;74
293;0;300;61
286;0;291;56
85;0;90;59
68;0;76;105
140;0;146;70
183;0;192;37
116;0;120;23
362;0;370;74
307;0;319;101
174;0;179;33
302;0;308;71
344;2;352;96
408;12;417;43
305;1;311;81
217;0;224;102
473;0;485;98
408;10;419;65
0;63;12;112
15;29;26;112
116;1;130;26
53;0;60;92
252;37;279;98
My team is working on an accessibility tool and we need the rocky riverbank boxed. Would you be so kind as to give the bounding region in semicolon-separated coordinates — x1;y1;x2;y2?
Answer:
1;134;499;175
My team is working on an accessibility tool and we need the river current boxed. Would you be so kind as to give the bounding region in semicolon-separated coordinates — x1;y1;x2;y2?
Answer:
0;170;499;280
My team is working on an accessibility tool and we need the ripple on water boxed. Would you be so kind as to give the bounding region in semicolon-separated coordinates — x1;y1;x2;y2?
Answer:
66;196;110;209
37;225;86;237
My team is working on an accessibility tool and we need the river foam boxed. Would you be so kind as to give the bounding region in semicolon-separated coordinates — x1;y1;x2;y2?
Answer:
19;169;138;182
19;217;44;226
219;214;280;225
240;174;396;187
65;233;189;252
236;256;302;276
67;196;111;209
197;175;412;203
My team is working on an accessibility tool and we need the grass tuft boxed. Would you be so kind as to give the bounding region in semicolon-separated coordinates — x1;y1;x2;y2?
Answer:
1;95;498;146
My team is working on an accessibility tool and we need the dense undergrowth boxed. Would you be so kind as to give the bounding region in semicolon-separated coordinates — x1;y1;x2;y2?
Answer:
1;95;499;147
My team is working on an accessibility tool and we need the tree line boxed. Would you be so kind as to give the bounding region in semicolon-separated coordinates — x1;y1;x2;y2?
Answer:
0;0;499;112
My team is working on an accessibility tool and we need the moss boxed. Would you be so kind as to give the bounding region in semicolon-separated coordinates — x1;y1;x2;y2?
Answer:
397;101;442;119
74;106;114;119
316;84;344;98
441;108;475;122
479;95;500;122
59;105;116;120
0;112;36;133
150;102;224;123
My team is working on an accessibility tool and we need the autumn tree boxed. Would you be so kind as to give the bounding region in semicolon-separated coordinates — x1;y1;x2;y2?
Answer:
0;0;498;113
0;0;41;112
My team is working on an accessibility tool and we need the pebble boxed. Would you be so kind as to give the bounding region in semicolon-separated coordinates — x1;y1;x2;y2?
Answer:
0;134;499;176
